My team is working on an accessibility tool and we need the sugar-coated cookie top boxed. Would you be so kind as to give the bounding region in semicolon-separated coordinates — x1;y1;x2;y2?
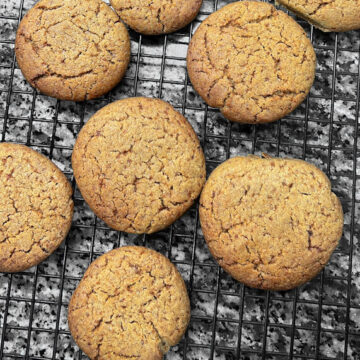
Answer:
68;246;190;360
15;0;130;101
200;156;343;290
72;97;206;234
0;143;73;272
111;0;203;35
187;1;316;124
278;0;360;32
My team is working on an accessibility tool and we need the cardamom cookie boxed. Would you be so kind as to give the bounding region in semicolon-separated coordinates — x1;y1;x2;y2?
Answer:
68;246;190;360
72;97;206;234
15;0;130;101
110;0;203;35
277;0;360;32
0;143;73;273
187;1;316;124
199;156;343;291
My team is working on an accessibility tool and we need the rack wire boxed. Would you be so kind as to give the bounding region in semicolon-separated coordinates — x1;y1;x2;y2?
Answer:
0;0;359;359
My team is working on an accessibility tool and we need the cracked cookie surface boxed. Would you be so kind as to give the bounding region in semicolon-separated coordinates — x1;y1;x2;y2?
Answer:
0;143;73;273
68;246;190;360
187;1;316;124
199;156;343;290
72;97;206;234
110;0;203;35
15;0;130;101
277;0;360;32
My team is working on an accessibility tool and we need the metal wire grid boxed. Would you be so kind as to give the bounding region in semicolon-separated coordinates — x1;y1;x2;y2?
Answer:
0;0;359;359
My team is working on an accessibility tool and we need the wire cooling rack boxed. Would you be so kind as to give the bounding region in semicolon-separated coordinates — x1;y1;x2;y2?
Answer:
0;0;359;359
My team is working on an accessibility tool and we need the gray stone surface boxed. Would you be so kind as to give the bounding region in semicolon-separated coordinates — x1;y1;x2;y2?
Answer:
0;0;359;359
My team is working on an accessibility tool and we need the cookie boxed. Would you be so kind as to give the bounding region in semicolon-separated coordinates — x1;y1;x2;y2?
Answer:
0;143;73;273
277;0;360;32
110;0;203;35
72;97;206;234
15;0;130;101
68;246;190;360
187;1;316;124
199;156;343;291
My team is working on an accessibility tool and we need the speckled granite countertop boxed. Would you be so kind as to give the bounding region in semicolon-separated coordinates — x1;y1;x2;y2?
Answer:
0;0;359;359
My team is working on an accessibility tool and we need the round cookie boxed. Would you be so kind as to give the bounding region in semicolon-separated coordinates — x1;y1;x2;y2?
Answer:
110;0;203;35
277;0;360;32
68;246;190;360
72;97;206;234
0;143;73;273
199;156;343;291
15;0;130;101
187;1;316;124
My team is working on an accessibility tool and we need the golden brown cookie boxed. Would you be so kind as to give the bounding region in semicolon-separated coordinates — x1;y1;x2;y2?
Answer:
277;0;360;32
199;156;343;291
0;143;73;273
68;246;190;360
72;97;206;234
15;0;130;101
110;0;203;35
187;1;316;124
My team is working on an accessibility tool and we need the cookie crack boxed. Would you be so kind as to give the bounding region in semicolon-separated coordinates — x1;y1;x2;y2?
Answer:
100;353;139;359
214;255;247;267
31;69;93;83
308;0;337;16
203;30;218;71
36;4;64;11
259;89;306;98
307;228;325;253
138;312;170;355
7;236;49;258
219;9;276;30
278;0;341;31
115;5;136;12
156;7;166;32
